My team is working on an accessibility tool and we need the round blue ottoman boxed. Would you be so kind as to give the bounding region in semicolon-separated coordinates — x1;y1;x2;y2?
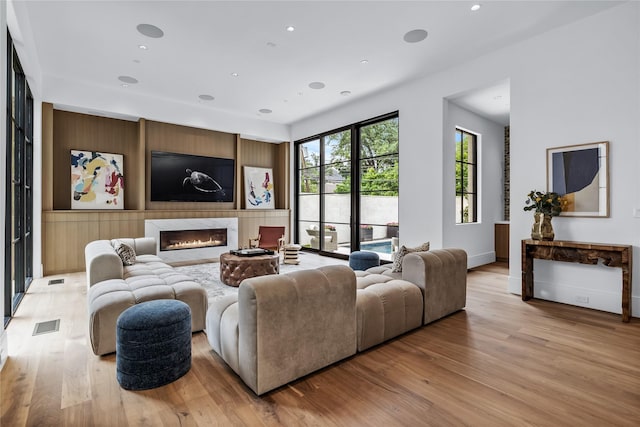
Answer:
349;251;380;271
116;299;192;390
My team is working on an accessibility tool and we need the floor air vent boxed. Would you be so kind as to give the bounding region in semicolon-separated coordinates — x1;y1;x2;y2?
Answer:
48;278;64;285
33;319;60;336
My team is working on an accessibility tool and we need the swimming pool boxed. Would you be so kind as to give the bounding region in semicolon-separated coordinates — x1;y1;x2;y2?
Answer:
360;240;392;254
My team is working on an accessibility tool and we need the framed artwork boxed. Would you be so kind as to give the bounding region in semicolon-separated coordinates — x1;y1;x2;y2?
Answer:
547;141;609;217
244;166;275;209
71;150;124;209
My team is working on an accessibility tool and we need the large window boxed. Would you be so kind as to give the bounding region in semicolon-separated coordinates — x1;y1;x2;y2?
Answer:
296;113;398;261
5;32;33;325
455;128;478;224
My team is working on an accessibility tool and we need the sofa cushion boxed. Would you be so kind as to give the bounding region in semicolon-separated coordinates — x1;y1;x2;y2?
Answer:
355;272;423;351
391;242;430;272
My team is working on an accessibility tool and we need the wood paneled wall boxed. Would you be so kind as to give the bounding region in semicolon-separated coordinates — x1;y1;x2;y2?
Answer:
41;103;291;275
42;210;289;275
240;138;290;210
51;110;140;210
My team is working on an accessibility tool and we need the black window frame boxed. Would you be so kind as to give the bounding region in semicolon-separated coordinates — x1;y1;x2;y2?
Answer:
455;127;478;224
294;111;399;256
4;31;33;327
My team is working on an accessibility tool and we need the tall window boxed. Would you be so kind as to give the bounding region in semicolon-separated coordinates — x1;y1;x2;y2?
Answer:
455;128;478;224
5;32;33;325
296;113;399;261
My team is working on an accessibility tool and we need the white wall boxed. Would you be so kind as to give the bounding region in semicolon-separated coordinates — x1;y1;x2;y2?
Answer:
1;0;8;370
508;2;639;316
443;102;504;268
292;2;639;317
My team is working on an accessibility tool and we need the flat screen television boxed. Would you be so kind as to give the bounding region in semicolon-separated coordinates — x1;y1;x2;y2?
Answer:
150;151;234;202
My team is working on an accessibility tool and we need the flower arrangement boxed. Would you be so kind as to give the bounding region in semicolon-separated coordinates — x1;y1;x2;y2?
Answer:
324;224;336;231
523;190;565;216
360;224;373;230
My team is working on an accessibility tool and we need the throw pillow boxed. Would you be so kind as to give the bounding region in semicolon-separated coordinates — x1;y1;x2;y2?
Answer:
114;241;136;266
391;242;430;273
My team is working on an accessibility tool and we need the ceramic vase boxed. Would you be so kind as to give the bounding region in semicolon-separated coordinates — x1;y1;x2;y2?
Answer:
531;212;554;241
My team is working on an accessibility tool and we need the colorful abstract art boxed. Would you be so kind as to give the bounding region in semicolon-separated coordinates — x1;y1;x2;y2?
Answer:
244;166;275;209
71;150;124;209
547;141;608;217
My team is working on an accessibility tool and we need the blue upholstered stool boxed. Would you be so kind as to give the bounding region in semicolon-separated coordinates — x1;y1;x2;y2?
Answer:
349;251;380;271
116;299;192;390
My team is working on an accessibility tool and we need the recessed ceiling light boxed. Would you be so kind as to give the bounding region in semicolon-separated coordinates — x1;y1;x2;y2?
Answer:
198;94;214;101
231;72;239;77
340;91;351;96
267;42;277;47
309;81;325;90
403;29;428;43
471;4;481;11
121;84;129;88
118;75;138;84
133;59;141;63
137;23;164;38
259;108;273;114
138;45;148;50
360;59;369;65
286;26;295;32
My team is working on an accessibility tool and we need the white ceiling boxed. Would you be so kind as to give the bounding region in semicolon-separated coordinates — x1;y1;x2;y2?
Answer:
9;1;622;130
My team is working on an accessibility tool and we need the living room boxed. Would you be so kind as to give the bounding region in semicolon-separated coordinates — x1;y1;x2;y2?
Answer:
2;1;640;425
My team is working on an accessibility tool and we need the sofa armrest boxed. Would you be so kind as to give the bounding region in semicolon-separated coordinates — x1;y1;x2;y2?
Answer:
237;265;357;395
401;249;467;324
85;240;124;287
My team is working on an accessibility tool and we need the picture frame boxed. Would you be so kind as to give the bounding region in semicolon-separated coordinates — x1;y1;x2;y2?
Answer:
71;150;124;209
244;166;275;209
546;141;609;217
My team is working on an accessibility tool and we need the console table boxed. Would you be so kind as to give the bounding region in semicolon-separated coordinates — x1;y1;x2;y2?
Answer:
521;239;633;322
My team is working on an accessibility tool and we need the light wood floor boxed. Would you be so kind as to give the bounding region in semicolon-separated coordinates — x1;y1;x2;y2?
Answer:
2;261;639;426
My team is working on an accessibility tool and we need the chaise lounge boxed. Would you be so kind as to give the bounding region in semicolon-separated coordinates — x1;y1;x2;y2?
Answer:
85;237;208;356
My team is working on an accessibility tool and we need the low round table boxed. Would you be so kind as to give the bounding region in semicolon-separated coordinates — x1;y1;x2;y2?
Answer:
220;252;280;287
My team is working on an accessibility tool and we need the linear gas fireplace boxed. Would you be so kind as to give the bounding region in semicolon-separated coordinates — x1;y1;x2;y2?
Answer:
145;218;238;262
160;228;227;251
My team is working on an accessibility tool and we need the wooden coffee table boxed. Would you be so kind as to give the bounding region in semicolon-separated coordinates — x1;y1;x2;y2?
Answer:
219;252;280;287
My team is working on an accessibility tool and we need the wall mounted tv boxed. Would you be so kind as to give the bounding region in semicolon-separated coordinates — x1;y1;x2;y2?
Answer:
150;151;234;202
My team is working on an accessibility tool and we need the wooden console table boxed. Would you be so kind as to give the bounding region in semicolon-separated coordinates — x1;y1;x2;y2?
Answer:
521;239;633;322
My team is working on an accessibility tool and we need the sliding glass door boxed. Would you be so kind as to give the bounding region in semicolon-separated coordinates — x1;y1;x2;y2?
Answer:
295;113;398;260
5;32;33;325
358;117;399;260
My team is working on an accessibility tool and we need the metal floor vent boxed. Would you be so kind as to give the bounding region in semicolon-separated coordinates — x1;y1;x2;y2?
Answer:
33;319;60;336
48;278;64;285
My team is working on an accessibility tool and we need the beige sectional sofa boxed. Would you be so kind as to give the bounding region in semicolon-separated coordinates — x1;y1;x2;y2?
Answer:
85;238;208;356
207;248;467;395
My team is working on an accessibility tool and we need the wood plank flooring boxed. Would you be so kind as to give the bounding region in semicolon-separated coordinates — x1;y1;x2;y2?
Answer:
2;261;639;426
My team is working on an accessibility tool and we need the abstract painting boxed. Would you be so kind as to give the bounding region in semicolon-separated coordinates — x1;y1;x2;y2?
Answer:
547;141;608;217
71;150;124;209
244;166;275;209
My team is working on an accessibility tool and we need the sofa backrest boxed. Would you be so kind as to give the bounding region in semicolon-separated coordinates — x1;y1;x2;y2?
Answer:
236;264;357;395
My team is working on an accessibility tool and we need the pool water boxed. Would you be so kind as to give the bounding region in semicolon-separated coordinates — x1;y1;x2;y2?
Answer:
360;241;392;254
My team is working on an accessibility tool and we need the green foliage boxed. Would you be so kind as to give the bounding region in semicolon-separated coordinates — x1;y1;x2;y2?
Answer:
523;190;566;216
330;118;399;196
